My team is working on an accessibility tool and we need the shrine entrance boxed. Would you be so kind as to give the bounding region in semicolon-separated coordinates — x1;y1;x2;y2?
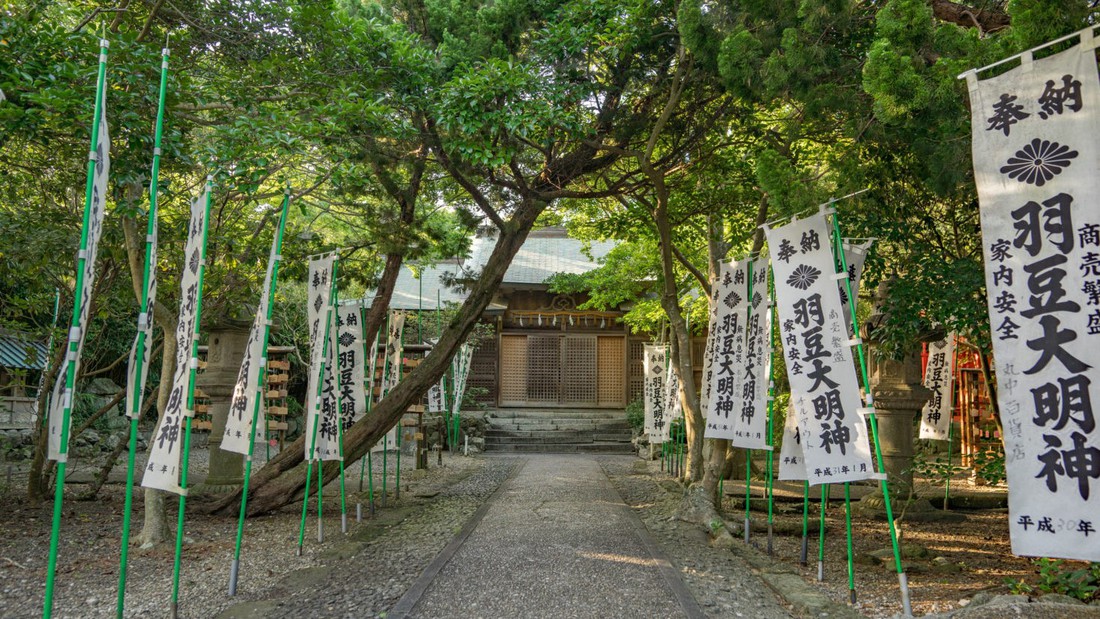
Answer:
498;333;625;408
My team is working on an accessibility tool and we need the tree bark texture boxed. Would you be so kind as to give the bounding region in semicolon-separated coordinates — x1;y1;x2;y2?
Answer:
208;199;549;516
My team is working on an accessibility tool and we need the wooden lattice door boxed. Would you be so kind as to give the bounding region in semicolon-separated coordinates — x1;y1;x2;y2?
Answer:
563;336;597;405
499;335;528;406
597;336;625;407
526;335;561;404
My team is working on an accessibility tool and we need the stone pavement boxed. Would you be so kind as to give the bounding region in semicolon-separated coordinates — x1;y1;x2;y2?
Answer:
389;454;785;619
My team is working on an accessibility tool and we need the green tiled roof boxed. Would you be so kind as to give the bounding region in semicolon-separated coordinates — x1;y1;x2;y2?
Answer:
0;333;49;370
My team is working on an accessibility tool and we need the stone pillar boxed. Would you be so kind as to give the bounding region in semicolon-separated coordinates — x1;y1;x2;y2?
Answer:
859;280;930;510
198;322;251;492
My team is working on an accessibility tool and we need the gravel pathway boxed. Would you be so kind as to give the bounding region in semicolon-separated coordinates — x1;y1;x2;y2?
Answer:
599;457;796;619
399;454;704;619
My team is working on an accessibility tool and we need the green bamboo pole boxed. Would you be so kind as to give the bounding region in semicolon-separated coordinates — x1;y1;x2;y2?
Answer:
831;231;858;601
765;300;777;555
800;481;810;566
297;254;337;556
336;308;349;534
829;206;911;615
395;316;404;499
944;340;959;510
116;44;169;618
169;176;214;619
228;190;290;595
379;313;392;507
845;483;856;604
316;458;324;542
43;38;109;619
744;257;755;544
817;483;828;581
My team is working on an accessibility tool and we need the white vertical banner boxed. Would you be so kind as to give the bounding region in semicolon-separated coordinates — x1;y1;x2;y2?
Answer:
965;30;1100;561
141;188;208;494
382;312;406;397
427;381;445;413
767;213;874;485
918;335;956;441
125;220;156;421
316;305;342;461
703;260;749;439
643;344;668;443
778;401;807;481
48;86;109;462
337;304;367;425
450;343;473;416
732;259;773;449
221;231;280;455
839;241;872;337
304;255;335;461
698;286;720;417
663;356;683;422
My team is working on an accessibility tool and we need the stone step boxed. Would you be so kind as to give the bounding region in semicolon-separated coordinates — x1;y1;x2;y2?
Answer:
485;431;631;445
489;418;631;429
484;442;636;454
488;409;627;420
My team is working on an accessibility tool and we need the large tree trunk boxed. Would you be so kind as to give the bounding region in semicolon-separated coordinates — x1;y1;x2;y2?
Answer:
207;199;549;516
362;252;403;356
26;343;67;502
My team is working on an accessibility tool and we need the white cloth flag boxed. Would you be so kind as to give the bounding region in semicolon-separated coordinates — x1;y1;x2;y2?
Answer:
703;260;750;439
918;335;956;441
142;189;208;494
965;31;1100;561
427;381;445;413
450;343;473;416
221;233;280;455
839;242;871;337
663;358;683;422
643;344;668;443
698;284;720;417
337;304;367;425
370;312;405;453
316;307;342;461
382;313;406;397
731;259;773;449
125;219;157;421
778;401;807;480
48;87;109;462
304;255;335;461
767;214;874;485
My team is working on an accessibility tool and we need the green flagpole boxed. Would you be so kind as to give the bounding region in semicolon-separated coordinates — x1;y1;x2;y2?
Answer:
765;289;778;556
44;37;110;619
944;341;958;510
228;189;291;596
318;259;339;544
800;480;810;566
817;483;828;582
297;253;336;556
744;257;755;544
845;482;856;604
116;43;168;619
169;176;214;619
831;232;858;602
395;317;403;500
829;203;911;616
380;312;393;507
335;305;349;535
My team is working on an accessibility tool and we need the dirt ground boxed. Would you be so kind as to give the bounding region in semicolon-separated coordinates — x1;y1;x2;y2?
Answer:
714;471;1082;617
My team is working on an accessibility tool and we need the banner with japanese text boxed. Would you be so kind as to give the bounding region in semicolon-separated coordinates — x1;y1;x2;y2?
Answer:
337;304;366;426
125;220;156;421
316;305;342;460
48;87;109;461
141;189;208;494
731;259;772;450
304;255;335;461
778;401;807;480
221;230;280;455
965;31;1100;561
767;214;874;485
918;335;956;441
643;343;667;443
839;242;872;337
663;357;683;422
450;342;473;416
703;260;749;440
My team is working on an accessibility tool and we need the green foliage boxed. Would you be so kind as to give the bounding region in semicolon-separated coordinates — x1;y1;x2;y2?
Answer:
625;399;645;432
1007;559;1100;603
970;447;1006;486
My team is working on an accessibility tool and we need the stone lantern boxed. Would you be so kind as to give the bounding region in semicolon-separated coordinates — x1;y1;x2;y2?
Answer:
197;319;251;492
858;278;930;510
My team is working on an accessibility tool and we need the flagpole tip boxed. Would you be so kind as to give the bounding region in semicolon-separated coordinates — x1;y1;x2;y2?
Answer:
100;39;110;49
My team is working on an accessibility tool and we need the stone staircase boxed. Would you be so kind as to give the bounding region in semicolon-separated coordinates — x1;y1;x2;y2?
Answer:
484;408;635;454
